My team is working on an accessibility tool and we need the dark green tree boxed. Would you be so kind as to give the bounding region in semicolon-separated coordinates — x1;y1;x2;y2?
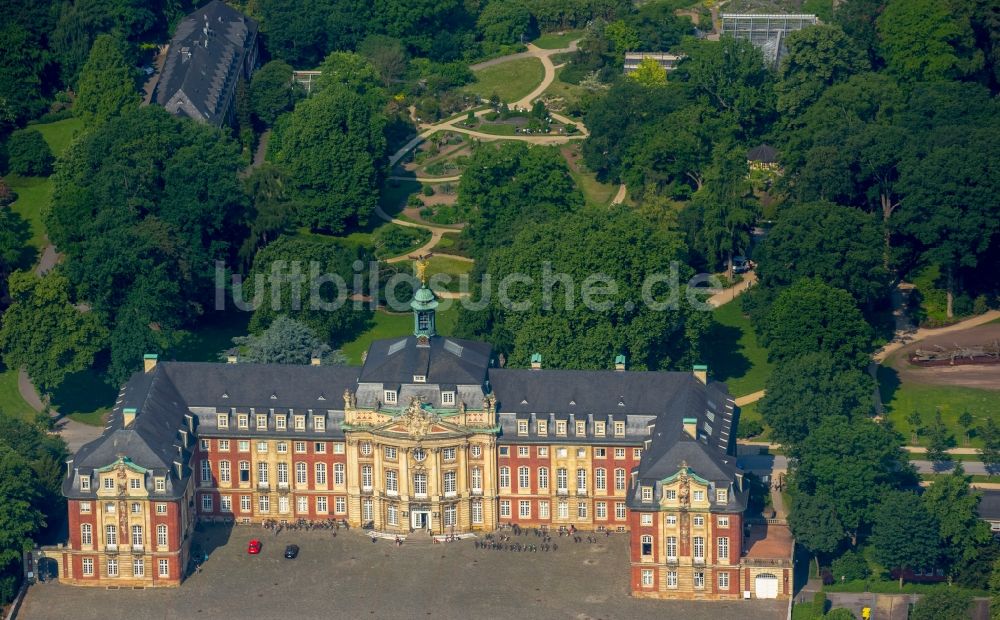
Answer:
271;85;386;234
979;416;1000;476
756;202;890;308
788;491;846;575
0;206;30;287
688;145;758;273
906;410;924;444
0;271;108;395
909;587;972;620
831;549;871;582
958;410;974;445
249;60;302;126
75;34;138;127
477;1;534;48
7;129;53;176
922;465;993;573
776;23;869;118
759;352;875;450
877;0;984;82
761;278;875;370
870;490;942;588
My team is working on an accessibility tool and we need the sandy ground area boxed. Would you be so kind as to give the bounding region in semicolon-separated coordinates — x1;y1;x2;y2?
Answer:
886;323;1000;391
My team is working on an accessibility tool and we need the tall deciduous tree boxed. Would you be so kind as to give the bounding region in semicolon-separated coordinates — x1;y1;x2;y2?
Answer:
761;278;875;370
228;315;345;365
776;23;869;118
877;0;984;82
75;34;138;127
627;57;667;87
759;352;875;450
272;85;386;234
788;491;846;574
756;202;889;307
0;271;108;394
249;61;302;126
870;490;941;587
910;588;973;620
690;145;758;273
922;466;993;573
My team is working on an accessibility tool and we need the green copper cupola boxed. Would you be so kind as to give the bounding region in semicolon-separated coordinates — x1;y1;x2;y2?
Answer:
411;283;438;339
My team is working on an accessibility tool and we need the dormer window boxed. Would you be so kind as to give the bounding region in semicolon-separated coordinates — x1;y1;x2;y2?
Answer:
154;478;165;493
595;421;605;436
256;414;267;430
614;421;626;437
556;421;567;435
80;476;91;491
441;392;455;406
575;421;586;436
413;375;426;383
716;489;728;503
217;414;229;429
641;486;653;502
237;414;249;429
517;420;528;435
314;416;325;432
293;415;306;431
276;415;287;430
384;390;397;404
537;420;547;436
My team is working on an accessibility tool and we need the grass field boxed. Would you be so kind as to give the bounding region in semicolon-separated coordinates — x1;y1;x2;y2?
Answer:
463;57;545;104
878;365;996;448
543;66;588;114
704;301;774;397
532;30;583;49
6;174;51;259
0;368;36;421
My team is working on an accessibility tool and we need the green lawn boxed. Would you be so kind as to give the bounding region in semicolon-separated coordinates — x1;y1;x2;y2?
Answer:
703;301;774;397
544;65;588;114
471;123;517;136
49;369;117;426
532;30;583;49
6;174;51;259
567;164;616;207
463;57;545;104
878;364;996;448
32;116;85;156
340;305;460;364
0;367;36;421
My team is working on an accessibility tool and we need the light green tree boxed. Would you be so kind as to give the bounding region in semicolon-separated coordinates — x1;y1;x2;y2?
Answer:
75;34;138;127
627;57;667;87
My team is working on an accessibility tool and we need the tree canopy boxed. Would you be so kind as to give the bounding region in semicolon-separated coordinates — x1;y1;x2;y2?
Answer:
228;315;346;365
74;34;139;127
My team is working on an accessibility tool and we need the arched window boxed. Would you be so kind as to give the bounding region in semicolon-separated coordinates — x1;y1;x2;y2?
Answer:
614;468;626;491
295;462;307;485
334;463;345;485
518;466;529;489
499;466;510;488
157;524;168;546
538;467;548;489
81;523;92;546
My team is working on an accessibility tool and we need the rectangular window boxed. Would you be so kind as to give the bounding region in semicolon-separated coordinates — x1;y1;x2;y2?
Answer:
277;442;288;454
155;478;165;492
576;420;586;436
80;477;91;491
641;486;652;502
577;469;587;493
442;391;455;405
217;414;229;429
133;558;144;577
539;501;549;519
666;571;677;588
499;467;510;488
335;496;346;514
633;448;642;459
595;468;606;491
201;495;213;512
614;469;626;491
443;471;457;495
131;502;141;514
445;503;457;527
294;416;306;431
641;534;653;556
81;524;92;546
557;500;569;519
361;465;373;490
537;446;548;457
385;470;398;494
718;516;729;528
693;490;705;502
519;500;531;518
595;422;606;436
641;513;653;526
107;558;118;577
80;501;91;513
614;448;625;459
83;557;94;576
239;461;250;483
200;460;211;484
470;468;482;492
256;414;267;430
257;462;269;485
556;468;567;492
384;390;397;404
158;559;169;577
518;446;529;457
238;440;249;452
276;415;286;431
156;503;167;515
664;489;677;500
256;441;268;453
666;514;677;526
717;537;729;560
443;447;456;461
278;496;289;514
694;571;705;589
716;489;728;503
384;446;397;460
219;460;231;484
157;525;168;546
718;572;730;589
334;463;345;486
595;447;606;458
241;495;251;512
387;504;398;526
614;421;625;437
314;442;327;454
666;536;677;559
316;496;328;513
499;446;509;456
615;502;626;520
693;515;704;526
277;462;289;486
471;445;482;458
500;500;511;518
596;501;607;519
517;420;528;435
362;499;373;522
294;441;306;453
537;420;547;435
218;440;229;451
641;569;653;587
693;536;705;562
577;501;587;519
258;495;270;513
103;477;115;489
472;499;483;524
129;478;141;490
518;466;529;489
221;495;232;512
556;421;567;435
200;439;210;451
315;463;327;486
237;414;249;429
296;496;308;514
333;443;345;454
314;416;325;432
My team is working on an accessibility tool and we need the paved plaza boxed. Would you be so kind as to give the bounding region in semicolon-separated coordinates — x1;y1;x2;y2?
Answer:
20;525;786;620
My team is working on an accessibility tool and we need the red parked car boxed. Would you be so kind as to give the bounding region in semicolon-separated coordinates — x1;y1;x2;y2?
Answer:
247;539;262;555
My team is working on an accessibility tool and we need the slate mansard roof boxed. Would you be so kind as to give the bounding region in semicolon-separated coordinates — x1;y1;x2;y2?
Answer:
154;0;257;126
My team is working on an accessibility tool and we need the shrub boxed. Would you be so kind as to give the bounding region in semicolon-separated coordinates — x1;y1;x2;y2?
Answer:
422;184;435;196
737;418;764;439
7;128;54;176
825;609;857;619
909;588;972;620
373;225;429;258
419;207;433;218
406;195;423;208
832;550;871;582
812;591;827;615
973;294;990;315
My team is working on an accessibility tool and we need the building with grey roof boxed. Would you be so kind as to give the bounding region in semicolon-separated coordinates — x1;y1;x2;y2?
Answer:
154;0;259;126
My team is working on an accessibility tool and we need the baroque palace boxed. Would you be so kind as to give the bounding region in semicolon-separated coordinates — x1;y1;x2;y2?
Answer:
57;284;792;600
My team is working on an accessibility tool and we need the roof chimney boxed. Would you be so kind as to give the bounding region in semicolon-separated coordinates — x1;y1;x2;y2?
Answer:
530;353;542;369
123;407;138;427
692;364;707;384
682;417;697;439
614;354;626;371
143;353;158;373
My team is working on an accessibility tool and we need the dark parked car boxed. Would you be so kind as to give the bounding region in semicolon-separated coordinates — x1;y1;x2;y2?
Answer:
732;256;752;274
284;544;299;559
